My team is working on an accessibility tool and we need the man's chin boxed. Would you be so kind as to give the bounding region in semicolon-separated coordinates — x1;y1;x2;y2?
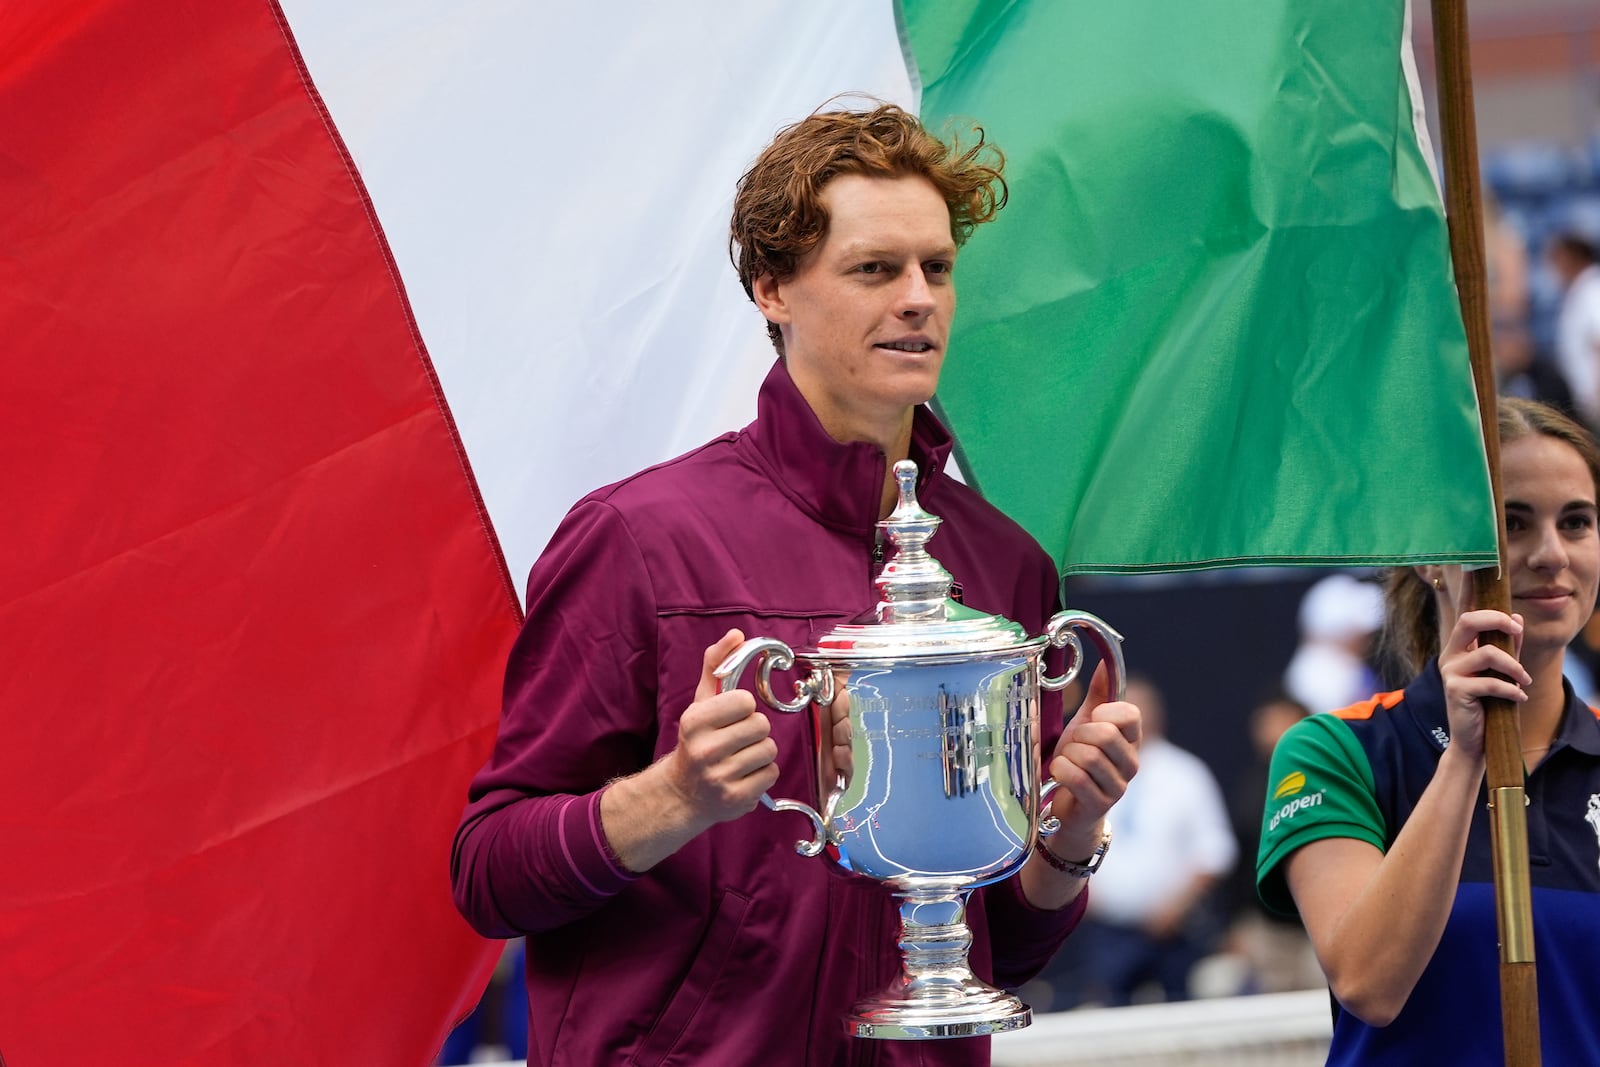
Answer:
884;357;944;397
889;384;939;412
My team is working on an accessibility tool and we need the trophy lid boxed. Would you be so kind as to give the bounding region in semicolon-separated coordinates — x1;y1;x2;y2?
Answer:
810;460;1038;660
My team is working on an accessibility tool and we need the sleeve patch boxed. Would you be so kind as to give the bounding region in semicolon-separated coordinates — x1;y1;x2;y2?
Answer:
1256;713;1387;916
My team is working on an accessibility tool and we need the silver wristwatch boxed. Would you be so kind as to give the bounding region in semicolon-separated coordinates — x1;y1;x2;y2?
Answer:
1036;822;1113;878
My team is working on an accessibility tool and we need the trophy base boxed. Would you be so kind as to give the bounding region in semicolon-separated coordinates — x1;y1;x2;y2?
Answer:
845;980;1033;1040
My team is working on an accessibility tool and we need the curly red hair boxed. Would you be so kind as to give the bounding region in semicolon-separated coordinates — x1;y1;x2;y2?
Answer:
729;101;1007;352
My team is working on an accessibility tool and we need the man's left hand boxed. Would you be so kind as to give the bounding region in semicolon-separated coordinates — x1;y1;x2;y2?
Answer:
1043;661;1140;861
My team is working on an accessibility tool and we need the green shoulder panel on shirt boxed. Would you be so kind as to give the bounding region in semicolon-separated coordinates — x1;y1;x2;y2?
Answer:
1255;712;1386;917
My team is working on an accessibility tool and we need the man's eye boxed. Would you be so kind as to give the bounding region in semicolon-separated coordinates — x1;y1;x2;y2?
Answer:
926;261;952;276
857;262;884;275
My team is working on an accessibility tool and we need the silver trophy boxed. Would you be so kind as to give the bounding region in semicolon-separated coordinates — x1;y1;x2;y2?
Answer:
715;460;1125;1040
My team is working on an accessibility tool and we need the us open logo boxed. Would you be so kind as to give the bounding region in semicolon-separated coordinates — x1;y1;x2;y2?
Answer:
1269;789;1325;832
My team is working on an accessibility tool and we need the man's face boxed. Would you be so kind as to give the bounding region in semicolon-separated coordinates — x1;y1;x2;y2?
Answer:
754;173;956;448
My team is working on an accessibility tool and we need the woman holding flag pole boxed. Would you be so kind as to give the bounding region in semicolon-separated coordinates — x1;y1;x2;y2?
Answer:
1256;398;1600;1064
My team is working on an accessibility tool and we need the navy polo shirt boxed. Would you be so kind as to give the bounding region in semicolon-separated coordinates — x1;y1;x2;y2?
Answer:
1257;662;1600;1065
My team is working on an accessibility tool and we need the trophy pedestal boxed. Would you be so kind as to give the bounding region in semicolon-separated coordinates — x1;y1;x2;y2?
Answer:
846;887;1034;1040
846;979;1032;1039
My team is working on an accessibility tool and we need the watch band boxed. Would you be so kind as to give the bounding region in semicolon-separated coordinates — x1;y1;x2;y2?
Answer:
1035;822;1113;878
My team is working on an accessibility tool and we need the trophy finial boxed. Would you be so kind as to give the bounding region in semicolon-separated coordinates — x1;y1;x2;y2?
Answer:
876;460;951;621
892;460;919;510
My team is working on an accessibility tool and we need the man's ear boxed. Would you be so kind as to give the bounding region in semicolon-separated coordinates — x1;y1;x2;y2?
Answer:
751;272;790;325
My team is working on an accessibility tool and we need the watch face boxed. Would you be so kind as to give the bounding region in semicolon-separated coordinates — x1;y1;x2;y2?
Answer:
1082;825;1112;872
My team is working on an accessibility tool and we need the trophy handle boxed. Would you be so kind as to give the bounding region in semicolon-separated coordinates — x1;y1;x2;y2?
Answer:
1040;610;1126;699
1037;610;1125;837
713;637;832;857
1036;779;1062;837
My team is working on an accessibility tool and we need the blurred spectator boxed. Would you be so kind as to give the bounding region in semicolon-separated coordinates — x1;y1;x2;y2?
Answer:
1549;232;1600;429
1497;329;1577;415
1490;193;1576;412
1282;574;1383;715
1032;676;1236;1009
1486;192;1533;370
1218;693;1324;995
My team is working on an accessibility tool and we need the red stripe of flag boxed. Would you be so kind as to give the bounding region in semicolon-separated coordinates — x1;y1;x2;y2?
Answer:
0;1;520;1062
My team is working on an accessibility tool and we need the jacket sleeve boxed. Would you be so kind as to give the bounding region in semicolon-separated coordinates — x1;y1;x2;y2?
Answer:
451;498;657;937
982;875;1090;988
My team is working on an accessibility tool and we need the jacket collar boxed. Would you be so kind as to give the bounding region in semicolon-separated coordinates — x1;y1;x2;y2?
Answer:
741;358;954;536
1408;658;1600;758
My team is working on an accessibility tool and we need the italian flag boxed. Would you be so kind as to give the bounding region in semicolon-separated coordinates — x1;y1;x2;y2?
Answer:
0;1;1492;1063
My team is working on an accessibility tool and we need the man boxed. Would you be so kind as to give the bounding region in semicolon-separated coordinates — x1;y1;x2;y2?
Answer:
1282;573;1383;716
1550;232;1600;430
451;103;1140;1066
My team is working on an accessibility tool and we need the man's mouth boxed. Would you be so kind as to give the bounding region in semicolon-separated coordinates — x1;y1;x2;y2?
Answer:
876;340;935;353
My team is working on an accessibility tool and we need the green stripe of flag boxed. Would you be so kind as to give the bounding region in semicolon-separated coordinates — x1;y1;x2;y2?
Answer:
901;0;1498;575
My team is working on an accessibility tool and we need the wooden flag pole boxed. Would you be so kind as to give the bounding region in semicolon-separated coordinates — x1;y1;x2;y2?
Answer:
1428;2;1541;1063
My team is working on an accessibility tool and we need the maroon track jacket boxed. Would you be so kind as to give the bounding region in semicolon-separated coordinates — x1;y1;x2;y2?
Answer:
452;359;1083;1066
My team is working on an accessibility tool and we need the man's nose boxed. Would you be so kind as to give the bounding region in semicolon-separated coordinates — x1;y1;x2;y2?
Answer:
897;268;938;317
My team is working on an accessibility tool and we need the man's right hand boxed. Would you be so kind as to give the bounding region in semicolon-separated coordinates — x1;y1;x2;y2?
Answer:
599;629;780;873
659;629;782;825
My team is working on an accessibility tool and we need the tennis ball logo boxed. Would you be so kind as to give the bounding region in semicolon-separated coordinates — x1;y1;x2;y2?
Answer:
1273;771;1307;800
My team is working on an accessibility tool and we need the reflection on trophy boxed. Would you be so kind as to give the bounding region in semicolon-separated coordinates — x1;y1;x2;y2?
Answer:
715;460;1125;1040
